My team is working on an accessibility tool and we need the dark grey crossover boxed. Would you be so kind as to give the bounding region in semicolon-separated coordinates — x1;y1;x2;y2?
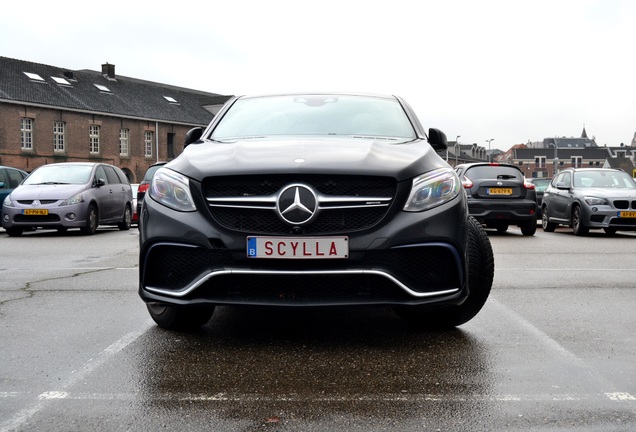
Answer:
455;162;537;236
138;93;494;330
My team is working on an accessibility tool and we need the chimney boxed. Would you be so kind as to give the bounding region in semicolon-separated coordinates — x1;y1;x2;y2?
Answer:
101;63;115;79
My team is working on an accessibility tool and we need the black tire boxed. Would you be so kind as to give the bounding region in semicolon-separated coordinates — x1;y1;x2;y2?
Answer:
542;207;556;232
147;303;214;331
6;227;24;237
394;216;494;329
80;205;98;235
572;206;588;236
118;205;132;231
520;216;537;236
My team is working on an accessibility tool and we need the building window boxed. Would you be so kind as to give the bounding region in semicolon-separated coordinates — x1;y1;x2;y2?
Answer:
535;156;546;168
119;128;129;156
571;156;582;168
89;125;100;154
144;131;153;157
20;118;33;150
54;121;65;152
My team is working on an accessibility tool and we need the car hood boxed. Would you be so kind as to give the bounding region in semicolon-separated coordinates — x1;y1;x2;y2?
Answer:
9;184;87;200
168;136;447;182
577;188;636;199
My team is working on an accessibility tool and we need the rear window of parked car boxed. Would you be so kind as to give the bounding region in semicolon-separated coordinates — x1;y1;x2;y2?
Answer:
464;165;523;180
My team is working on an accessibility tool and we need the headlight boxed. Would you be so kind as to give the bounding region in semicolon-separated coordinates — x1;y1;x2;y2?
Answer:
3;195;13;207
150;168;196;212
404;167;461;212
583;196;608;206
60;193;84;206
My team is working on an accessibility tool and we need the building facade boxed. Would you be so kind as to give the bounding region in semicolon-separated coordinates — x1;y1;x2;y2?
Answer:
0;57;231;182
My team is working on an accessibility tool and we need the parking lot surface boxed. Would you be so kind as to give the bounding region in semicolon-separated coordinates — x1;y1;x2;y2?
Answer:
1;226;635;431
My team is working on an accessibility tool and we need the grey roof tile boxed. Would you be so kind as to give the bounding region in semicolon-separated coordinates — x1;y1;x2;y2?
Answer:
0;57;231;126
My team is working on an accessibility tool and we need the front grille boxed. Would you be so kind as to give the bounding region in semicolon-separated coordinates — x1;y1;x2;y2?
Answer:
610;218;636;226
142;243;461;302
613;200;636;210
202;174;397;235
17;200;58;205
14;214;61;223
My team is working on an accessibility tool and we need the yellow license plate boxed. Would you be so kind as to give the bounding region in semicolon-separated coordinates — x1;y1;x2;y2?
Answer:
488;188;512;196
618;211;636;218
23;209;48;216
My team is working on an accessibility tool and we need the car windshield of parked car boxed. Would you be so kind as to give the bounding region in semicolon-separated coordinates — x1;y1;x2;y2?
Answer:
211;95;416;140
531;179;551;192
574;171;636;189
23;165;93;185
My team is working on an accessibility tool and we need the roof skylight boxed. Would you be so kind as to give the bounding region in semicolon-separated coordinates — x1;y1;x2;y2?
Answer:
52;77;71;85
94;84;111;92
24;72;45;81
163;96;178;103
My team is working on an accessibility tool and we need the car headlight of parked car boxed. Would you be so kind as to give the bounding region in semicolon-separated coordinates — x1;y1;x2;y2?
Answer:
404;167;460;212
149;168;196;212
60;193;84;206
583;196;609;206
3;195;13;207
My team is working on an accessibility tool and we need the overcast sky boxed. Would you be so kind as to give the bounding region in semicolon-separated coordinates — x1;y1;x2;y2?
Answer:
2;0;635;151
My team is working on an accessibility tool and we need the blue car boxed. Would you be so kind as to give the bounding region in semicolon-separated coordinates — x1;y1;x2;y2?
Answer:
0;165;28;221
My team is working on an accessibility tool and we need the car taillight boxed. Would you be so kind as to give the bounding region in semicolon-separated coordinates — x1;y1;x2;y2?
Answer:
523;179;535;189
138;183;150;194
462;176;473;189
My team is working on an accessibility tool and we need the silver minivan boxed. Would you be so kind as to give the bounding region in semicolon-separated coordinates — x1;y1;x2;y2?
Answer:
2;162;133;236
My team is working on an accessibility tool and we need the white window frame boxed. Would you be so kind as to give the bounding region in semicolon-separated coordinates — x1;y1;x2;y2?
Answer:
20;118;34;150
89;125;100;154
54;121;65;152
535;156;546;168
571;156;582;168
144;131;153;157
119;128;130;156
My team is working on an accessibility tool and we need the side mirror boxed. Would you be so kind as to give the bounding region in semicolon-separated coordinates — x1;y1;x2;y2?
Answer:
555;182;569;190
96;178;106;187
0;182;5;188
184;127;204;148
428;128;448;150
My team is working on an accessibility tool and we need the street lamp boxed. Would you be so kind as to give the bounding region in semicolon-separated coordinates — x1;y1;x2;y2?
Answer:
454;135;460;166
548;141;559;176
486;138;494;162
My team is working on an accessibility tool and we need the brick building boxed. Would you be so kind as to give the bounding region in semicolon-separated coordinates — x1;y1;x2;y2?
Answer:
0;57;231;182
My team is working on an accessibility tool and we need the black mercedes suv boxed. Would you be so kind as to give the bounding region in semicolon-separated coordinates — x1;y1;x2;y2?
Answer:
138;93;494;330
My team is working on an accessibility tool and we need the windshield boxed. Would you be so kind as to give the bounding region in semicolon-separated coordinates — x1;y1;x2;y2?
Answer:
573;170;636;189
531;179;551;192
211;95;416;140
24;165;93;185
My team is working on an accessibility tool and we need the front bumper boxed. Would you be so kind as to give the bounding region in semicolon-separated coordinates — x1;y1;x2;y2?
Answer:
1;202;88;229
139;191;469;308
583;206;636;230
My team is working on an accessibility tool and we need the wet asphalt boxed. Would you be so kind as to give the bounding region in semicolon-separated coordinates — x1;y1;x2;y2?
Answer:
0;226;635;431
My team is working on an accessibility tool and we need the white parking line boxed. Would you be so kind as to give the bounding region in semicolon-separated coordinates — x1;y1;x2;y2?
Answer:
0;324;152;432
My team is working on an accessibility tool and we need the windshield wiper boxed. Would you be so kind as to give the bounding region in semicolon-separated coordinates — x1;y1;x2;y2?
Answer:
32;182;70;185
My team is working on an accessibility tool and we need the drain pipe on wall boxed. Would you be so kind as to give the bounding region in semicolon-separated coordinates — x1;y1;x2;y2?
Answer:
155;121;159;163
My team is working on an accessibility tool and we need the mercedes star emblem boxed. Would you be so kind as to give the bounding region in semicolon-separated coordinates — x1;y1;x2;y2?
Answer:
277;184;318;225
